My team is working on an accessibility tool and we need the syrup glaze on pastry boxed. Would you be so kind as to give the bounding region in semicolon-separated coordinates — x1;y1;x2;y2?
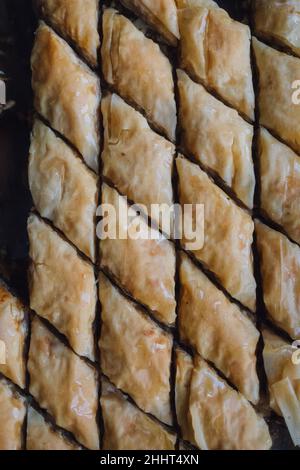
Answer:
99;273;173;425
27;407;81;450
256;221;300;340
34;0;100;66
175;350;272;450
28;214;96;360
101;379;176;450
0;379;26;450
177;0;254;120
28;317;99;449
0;285;27;388
120;0;179;45
29;119;98;261
31;22;101;172
101;9;176;141
253;0;300;57
177;156;256;311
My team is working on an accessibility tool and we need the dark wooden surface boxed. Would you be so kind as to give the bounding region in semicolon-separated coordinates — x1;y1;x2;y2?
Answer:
0;0;35;301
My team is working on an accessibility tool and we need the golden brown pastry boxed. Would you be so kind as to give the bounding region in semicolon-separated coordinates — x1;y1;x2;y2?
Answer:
31;22;101;172
99;184;176;325
27;406;81;450
176;0;218;6
101;9;176;141
262;329;300;415
175;349;195;444
263;329;300;446
175;351;272;450
189;357;271;450
29;119;98;261
253;0;300;57
259;127;300;245
28;317;99;449
256;221;300;339
177;70;255;208
179;253;260;404
102;93;175;234
176;156;256;311
101;378;176;450
28;214;96;360
177;1;254;120
0;378;26;450
271;377;300;447
120;0;179;45
253;38;300;155
34;0;100;66
0;285;27;388
99;273;172;425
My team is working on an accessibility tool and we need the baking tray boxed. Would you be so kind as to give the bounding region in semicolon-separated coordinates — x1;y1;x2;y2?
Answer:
0;0;297;451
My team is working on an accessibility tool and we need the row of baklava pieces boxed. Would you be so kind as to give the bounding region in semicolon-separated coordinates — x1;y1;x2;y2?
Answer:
32;0;300;225
25;0;300;448
25;0;300;450
33;0;300;59
0;279;279;451
30;0;300;338
30;0;299;396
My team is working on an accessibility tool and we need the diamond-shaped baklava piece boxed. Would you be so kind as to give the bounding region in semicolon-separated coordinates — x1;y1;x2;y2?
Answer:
120;0;179;45
34;0;100;66
253;0;300;57
177;1;254;120
99;273;172;425
28;317;99;449
176;156;256;311
177;70;255;208
259;127;300;246
29;119;98;261
0;378;26;450
175;348;195;444
99;184;176;325
175;350;272;450
262;329;300;416
256;221;300;339
27;407;81;450
28;214;96;360
102;93;175;234
179;253;260;403
101;379;176;450
101;9;176;141
253;38;300;155
262;329;300;445
0;285;27;388
31;22;101;172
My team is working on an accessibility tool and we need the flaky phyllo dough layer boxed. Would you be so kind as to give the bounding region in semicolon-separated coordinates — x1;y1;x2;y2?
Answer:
6;0;300;451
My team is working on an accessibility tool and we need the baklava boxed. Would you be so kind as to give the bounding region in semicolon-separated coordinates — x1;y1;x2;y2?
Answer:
13;0;300;451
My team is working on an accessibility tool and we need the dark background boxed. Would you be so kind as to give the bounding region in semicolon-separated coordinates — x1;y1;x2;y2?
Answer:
0;0;35;301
